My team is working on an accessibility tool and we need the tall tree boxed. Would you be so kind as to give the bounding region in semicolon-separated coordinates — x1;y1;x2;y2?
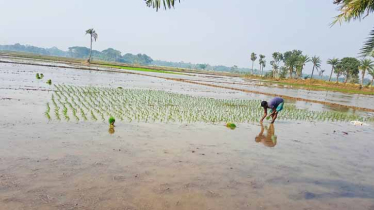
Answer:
283;50;302;79
86;29;98;63
327;58;340;82
259;54;265;76
332;0;374;56
334;65;343;83
319;69;326;79
271;52;282;77
251;53;257;74
359;59;374;87
145;0;180;11
311;56;321;79
337;57;360;84
368;67;374;87
270;61;279;78
296;55;310;78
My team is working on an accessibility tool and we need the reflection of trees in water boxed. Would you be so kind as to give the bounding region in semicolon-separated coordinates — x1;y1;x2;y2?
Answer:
255;123;277;147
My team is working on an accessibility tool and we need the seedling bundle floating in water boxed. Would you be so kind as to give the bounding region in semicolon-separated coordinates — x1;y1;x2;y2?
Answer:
45;85;371;123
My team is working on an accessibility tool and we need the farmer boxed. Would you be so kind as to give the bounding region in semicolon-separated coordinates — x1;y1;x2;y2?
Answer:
260;97;284;124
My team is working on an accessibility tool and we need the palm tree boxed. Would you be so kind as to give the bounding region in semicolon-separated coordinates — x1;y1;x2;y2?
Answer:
259;55;265;76
311;56;321;79
296;55;310;78
86;29;98;63
327;58;339;82
332;0;374;56
368;68;374;87
270;61;279;78
251;53;257;74
359;59;374;87
145;0;180;11
319;69;325;79
271;52;282;78
334;65;343;84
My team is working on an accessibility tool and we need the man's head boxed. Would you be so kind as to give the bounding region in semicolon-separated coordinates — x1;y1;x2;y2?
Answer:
261;101;268;108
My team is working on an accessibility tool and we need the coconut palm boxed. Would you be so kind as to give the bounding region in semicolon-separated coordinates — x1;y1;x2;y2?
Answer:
311;56;321;79
327;58;340;82
332;0;374;56
86;29;98;63
359;59;374;87
296;55;310;78
145;0;180;11
251;53;257;74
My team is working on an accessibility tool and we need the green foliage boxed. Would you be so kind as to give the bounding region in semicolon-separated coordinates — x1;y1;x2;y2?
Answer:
327;58;340;81
311;56;322;79
109;116;116;125
226;123;237;130
251;53;257;62
46;79;52;85
45;103;51;120
40;73;44;79
36;73;40;79
197;64;208;70
145;0;180;11
283;50;303;78
103;64;182;75
359;59;374;86
337;57;360;83
279;67;288;79
332;0;374;56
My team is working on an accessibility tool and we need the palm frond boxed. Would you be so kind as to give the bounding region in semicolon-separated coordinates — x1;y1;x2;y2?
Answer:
332;0;374;26
145;0;181;11
360;27;374;56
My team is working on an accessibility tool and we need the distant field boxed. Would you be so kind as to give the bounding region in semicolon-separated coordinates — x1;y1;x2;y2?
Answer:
101;64;184;75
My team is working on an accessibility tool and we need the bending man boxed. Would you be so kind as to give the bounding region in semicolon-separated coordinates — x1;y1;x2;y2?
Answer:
260;97;284;124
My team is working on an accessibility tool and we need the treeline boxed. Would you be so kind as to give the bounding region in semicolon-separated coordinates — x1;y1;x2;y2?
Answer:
251;50;374;86
0;43;153;65
152;60;255;73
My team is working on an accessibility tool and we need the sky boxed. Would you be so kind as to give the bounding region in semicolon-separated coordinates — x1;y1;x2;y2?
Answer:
0;0;373;74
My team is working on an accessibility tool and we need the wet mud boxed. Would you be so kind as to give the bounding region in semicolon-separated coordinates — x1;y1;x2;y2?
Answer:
1;61;374;210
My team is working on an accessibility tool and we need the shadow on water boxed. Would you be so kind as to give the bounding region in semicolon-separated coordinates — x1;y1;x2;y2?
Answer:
255;123;277;147
268;177;374;200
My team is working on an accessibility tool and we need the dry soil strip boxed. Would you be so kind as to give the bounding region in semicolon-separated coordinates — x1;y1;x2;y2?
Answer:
1;60;374;113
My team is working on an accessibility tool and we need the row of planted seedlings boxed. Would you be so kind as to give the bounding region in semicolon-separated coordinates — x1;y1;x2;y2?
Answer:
44;84;371;123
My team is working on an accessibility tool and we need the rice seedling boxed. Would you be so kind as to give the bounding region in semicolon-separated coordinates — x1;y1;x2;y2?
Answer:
45;103;51;120
109;116;115;125
46;79;52;85
40;73;44;79
226;123;236;130
44;85;373;124
36;73;41;79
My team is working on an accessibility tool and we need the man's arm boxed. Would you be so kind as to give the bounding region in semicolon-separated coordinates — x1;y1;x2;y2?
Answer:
271;111;278;124
260;108;267;123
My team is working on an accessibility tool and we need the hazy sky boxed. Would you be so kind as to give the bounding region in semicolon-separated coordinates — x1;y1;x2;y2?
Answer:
0;0;373;74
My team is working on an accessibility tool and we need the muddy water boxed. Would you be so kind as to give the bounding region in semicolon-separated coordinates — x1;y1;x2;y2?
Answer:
1;62;374;210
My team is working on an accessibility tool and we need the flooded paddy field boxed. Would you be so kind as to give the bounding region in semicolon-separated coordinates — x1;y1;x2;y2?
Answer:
1;62;374;210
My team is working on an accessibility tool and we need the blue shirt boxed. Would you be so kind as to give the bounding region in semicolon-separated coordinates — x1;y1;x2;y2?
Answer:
268;97;284;109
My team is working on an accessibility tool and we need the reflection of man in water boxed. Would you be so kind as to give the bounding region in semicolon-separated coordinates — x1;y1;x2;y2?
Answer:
255;123;277;147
